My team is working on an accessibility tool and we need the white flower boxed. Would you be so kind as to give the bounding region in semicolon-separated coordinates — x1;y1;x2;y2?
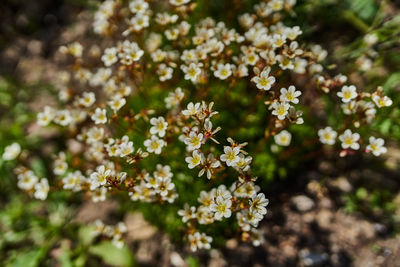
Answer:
150;116;168;137
2;142;21;160
154;164;173;180
62;171;84;191
129;14;150;32
129;0;149;14
54;110;72;126
91;108;107;124
318;127;337;145
37;106;55;126
185;150;203;169
165;28;179;40
182;102;201;117
118;141;134;157
92;187;107;202
280;85;301;104
144;135;165;154
181;63;202;82
188;232;201;252
367;136;387;156
108;95;126;112
157;64;173;81
112;237;124;249
249;193;269;216
252;68;275;91
198;154;220;179
271;101;290;120
339;129;360;150
34;178;49;200
210;196;232;220
178;204;196;222
170;0;191;6
17;171;38;190
53;160;68;175
251;228;265;247
234;154;252;171
214;63;232;80
274;130;291;146
165;87;184;108
337;85;357;103
79;92;96;107
184;132;204;151
90;165;111;189
272;34;287;48
120;41;144;63
220;146;240;167
372;95;392;108
101;47;118;66
341;101;357;115
198;232;213;250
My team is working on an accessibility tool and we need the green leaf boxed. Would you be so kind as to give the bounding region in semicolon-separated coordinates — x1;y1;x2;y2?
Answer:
347;0;377;22
10;250;42;267
186;256;199;267
89;241;135;267
383;72;400;93
78;225;96;247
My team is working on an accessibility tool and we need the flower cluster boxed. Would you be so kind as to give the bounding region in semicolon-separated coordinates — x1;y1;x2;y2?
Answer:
7;0;395;253
92;220;127;248
14;167;49;200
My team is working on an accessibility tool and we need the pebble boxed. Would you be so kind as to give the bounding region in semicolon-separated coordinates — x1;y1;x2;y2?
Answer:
291;195;315;212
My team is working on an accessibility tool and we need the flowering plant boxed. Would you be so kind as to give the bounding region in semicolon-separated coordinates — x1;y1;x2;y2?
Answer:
2;0;395;253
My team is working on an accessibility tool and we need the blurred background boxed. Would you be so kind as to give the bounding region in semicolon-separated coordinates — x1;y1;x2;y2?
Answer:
0;0;400;266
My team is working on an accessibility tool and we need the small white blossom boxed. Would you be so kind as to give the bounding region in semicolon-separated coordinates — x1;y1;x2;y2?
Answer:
17;171;38;190
249;193;269;216
165;87;184;108
34;178;49;200
337;85;357;103
220;146;240;167
182;102;201;117
101;47;118;66
280;85;301;104
150;116;168;137
90;165;111;189
274;130;291;146
184;132;204;151
185;150;203;169
339;129;360;150
181;63;202;82
37;106;55;126
214;63;232;80
2;142;21;160
372;95;392;108
210;196;232;220
91;108;107;124
178;204;196;223
79;92;96;107
170;0;191;6
91;187;107;202
108;95;126;112
252;68;275;91
271;101;290;120
318;127;337;145
367;136;387;156
144;135;165;154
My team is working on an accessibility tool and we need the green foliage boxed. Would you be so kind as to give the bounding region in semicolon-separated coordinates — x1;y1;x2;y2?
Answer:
344;187;396;218
1;0;400;265
89;241;135;267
